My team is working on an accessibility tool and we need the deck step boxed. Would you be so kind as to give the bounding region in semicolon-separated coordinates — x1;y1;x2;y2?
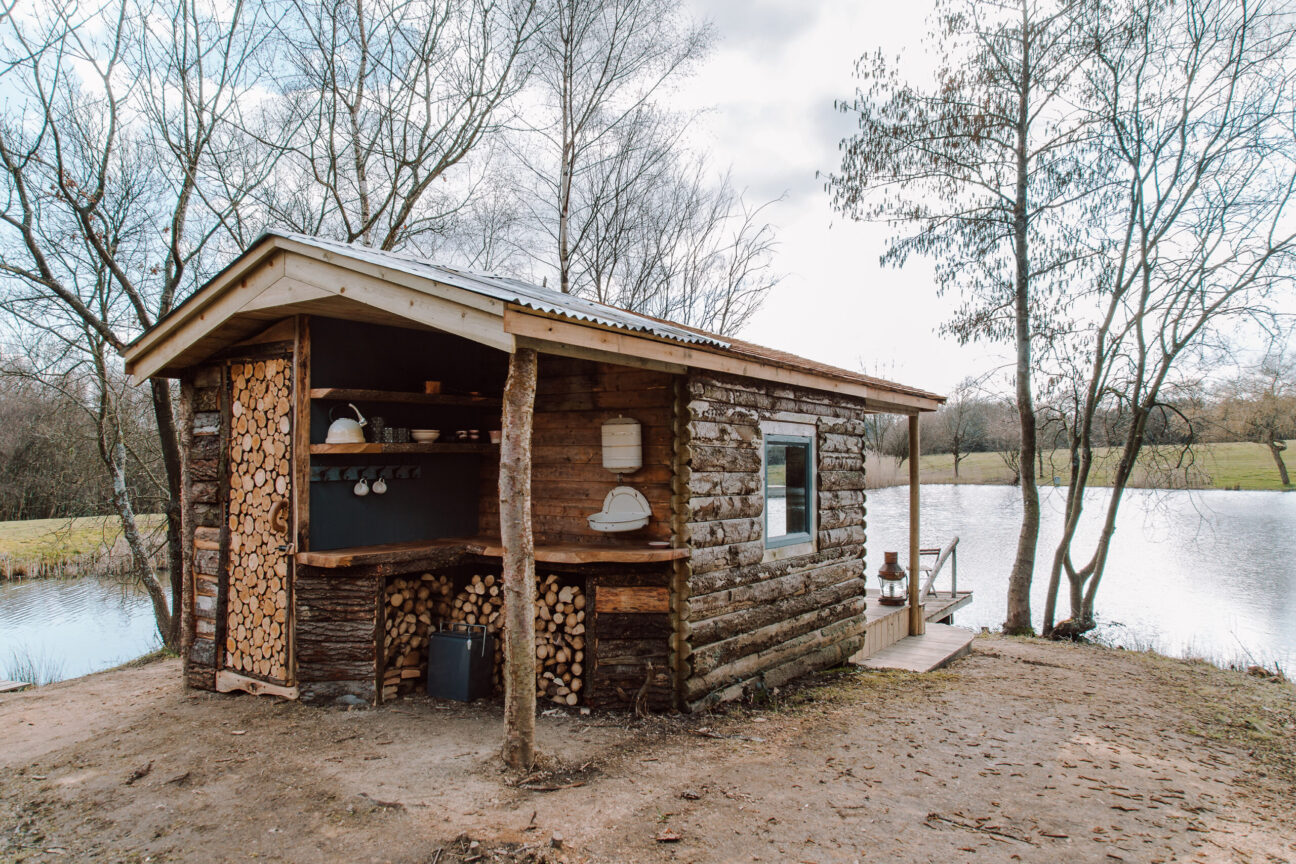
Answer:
0;680;32;694
854;623;975;673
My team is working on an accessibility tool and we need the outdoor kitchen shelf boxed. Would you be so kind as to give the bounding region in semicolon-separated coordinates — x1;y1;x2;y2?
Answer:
309;387;501;407
296;537;690;569
310;442;497;455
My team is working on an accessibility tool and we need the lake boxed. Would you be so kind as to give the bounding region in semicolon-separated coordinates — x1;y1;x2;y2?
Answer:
2;485;1292;684
866;484;1296;670
0;576;163;682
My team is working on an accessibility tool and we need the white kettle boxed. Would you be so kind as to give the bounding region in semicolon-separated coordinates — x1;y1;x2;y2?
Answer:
326;403;367;444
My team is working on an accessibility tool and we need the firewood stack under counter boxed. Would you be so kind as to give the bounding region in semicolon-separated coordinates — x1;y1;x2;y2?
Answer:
379;570;588;705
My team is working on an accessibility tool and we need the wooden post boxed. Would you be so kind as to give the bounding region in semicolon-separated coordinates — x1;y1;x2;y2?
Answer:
908;414;925;636
500;347;538;769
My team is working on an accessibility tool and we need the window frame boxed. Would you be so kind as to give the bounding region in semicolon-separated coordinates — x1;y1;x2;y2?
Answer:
761;422;817;559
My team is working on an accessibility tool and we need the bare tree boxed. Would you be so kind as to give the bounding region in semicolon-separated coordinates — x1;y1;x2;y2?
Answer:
268;0;539;250
828;0;1098;634
568;117;780;333
0;0;275;646
1042;0;1296;638
931;376;991;479
1214;351;1296;487
523;0;709;295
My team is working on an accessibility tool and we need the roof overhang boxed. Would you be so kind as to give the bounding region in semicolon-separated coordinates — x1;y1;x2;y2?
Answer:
122;234;944;413
123;235;515;381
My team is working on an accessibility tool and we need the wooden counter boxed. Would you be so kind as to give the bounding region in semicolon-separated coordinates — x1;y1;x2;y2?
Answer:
296;537;689;569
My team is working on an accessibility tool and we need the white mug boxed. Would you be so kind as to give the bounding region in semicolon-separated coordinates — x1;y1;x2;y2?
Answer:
353;478;370;496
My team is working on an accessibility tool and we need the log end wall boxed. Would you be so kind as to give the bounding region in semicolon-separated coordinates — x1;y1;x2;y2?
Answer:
681;372;870;711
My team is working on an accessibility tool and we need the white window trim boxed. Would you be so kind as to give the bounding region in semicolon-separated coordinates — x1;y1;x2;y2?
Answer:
760;419;817;562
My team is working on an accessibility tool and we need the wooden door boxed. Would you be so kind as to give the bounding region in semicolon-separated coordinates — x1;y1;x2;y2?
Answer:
222;355;295;687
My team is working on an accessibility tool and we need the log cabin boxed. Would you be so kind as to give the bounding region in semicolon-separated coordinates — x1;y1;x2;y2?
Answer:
123;231;952;712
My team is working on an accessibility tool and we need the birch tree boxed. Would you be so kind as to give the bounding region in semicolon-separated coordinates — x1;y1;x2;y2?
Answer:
268;0;538;250
524;0;708;294
828;0;1097;633
0;0;275;646
1042;0;1296;637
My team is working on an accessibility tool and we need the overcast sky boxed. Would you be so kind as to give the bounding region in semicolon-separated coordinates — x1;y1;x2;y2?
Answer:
673;0;1014;396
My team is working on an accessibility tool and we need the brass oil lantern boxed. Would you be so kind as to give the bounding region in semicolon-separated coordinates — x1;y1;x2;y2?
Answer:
876;551;908;606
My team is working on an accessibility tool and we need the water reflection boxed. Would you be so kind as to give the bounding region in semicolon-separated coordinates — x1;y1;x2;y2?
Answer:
866;485;1296;670
0;577;163;681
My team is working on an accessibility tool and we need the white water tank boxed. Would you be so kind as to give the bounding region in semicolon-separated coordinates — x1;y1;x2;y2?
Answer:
601;416;642;474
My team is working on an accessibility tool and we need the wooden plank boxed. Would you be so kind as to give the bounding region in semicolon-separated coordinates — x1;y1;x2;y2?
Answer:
0;680;32;693
285;255;514;353
233;318;297;347
310;387;500;407
309;442;497;455
215;670;300;699
295;538;688;569
595;586;669;613
855;623;974;673
125;251;286;382
505;309;940;413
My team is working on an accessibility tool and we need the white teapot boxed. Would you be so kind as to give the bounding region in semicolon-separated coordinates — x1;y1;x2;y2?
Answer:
326;403;367;444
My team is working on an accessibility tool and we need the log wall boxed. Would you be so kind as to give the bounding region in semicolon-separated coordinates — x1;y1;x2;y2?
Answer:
296;567;381;703
185;363;227;691
585;566;673;711
478;357;674;546
680;371;871;711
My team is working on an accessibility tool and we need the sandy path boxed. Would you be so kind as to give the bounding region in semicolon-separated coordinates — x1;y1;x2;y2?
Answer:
1;636;1292;863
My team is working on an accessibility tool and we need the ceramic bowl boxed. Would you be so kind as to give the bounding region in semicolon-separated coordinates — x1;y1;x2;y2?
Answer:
410;429;441;443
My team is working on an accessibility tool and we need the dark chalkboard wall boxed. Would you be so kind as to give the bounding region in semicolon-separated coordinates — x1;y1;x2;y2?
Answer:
307;316;506;551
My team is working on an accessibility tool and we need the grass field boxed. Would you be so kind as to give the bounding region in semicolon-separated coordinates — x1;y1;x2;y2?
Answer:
0;513;166;578
871;439;1295;491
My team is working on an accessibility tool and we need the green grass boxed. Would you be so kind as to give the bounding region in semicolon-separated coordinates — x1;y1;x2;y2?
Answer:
0;513;166;578
904;440;1294;491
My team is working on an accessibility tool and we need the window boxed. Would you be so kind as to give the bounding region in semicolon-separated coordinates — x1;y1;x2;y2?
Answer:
765;434;814;549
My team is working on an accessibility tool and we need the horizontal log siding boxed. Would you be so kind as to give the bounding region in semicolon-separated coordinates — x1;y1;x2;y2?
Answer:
479;357;674;546
589;570;674;711
185;363;225;691
682;372;871;710
295;566;380;704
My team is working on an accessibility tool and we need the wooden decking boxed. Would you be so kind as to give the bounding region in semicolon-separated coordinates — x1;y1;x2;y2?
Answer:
851;589;976;672
0;680;32;694
855;623;975;673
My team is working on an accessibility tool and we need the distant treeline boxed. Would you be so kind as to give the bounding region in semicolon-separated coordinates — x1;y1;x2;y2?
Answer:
0;375;163;522
867;368;1295;485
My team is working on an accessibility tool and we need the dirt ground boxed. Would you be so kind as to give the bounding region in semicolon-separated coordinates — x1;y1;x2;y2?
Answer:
2;635;1293;864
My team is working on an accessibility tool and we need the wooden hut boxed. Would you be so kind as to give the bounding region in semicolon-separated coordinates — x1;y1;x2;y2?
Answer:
123;232;946;712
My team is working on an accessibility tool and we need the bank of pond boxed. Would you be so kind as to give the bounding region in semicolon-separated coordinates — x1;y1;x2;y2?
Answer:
2;484;1291;685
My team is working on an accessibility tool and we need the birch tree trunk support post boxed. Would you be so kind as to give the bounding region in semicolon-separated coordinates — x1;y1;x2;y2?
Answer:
907;415;924;636
500;347;538;770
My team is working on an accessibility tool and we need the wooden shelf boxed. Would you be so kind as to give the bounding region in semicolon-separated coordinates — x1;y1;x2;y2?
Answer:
310;387;500;407
310;442;496;455
297;537;689;569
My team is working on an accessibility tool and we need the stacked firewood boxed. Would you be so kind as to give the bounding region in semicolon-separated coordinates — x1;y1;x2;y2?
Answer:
533;574;587;706
445;573;506;693
380;571;588;705
381;573;454;701
224;358;292;682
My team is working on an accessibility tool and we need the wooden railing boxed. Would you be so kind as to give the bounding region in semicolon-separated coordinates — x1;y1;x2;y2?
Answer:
919;536;959;598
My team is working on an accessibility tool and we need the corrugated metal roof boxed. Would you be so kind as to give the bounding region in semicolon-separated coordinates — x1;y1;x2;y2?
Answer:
273;231;728;348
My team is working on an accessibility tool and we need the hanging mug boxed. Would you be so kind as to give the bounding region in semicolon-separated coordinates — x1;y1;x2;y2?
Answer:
372;477;388;495
354;477;370;496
